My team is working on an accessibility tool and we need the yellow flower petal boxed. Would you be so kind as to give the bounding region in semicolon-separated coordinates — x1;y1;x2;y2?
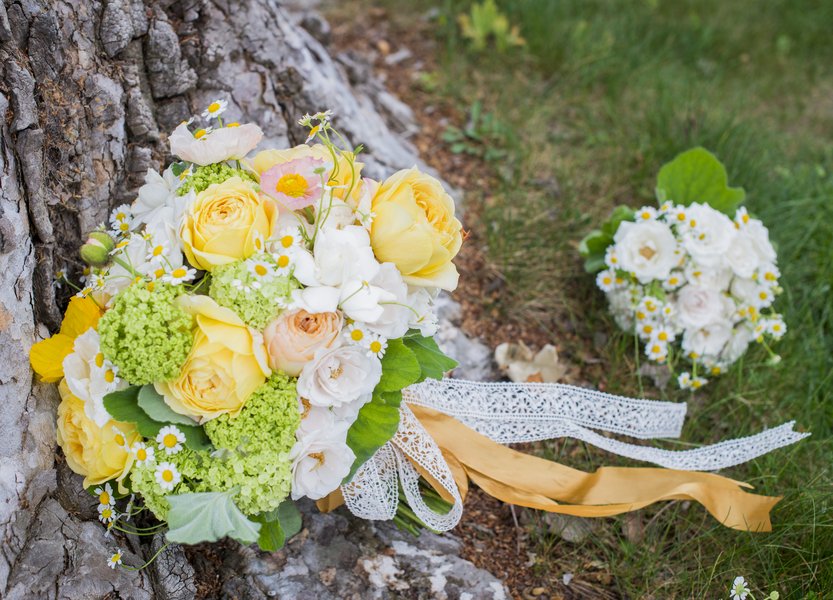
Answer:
60;296;103;338
30;334;74;382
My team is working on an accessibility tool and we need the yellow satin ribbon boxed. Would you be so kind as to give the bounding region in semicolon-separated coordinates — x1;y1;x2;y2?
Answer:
321;404;781;532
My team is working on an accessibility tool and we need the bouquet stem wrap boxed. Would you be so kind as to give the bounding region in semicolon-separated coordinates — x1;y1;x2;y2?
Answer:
320;379;808;532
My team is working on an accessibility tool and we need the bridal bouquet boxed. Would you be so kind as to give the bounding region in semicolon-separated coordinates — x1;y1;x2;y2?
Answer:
30;105;461;557
31;111;807;574
580;148;785;389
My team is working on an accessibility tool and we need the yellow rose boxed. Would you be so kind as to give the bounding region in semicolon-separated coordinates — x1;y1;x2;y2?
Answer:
57;379;138;488
251;144;364;201
156;296;270;423
370;168;463;291
180;176;278;271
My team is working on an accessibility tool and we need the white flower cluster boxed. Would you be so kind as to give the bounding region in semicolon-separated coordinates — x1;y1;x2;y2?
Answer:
597;202;785;388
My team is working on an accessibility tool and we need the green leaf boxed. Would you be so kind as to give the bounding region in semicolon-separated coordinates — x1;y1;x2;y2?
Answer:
166;491;261;546
403;336;458;382
137;385;198;426
376;339;421;392
253;500;302;552
578;205;635;273
104;387;211;451
344;390;402;483
103;387;164;437
600;205;635;237
655;147;745;215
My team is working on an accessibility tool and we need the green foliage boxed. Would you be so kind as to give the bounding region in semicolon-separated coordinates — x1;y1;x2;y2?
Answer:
578;205;634;273
403;334;458;382
344;390;402;483
442;101;516;163
655;147;745;214
252;500;303;552
376;339;421;392
136;385;197;427
458;0;524;53
103;386;210;450
166;491;260;545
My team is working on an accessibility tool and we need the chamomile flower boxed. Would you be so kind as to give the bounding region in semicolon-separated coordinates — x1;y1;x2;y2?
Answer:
650;326;675;344
345;322;369;345
201;99;228;119
691;375;708;389
637;296;662;317
98;504;117;524
274;226;303;251
94;482;115;507
662;271;685;290
367;335;388;358
658;201;674;214
111;426;130;450
109;205;133;229
272;249;295;276
603;246;620;269
668;205;689;227
107;549;123;569
247;258;276;281
163;266;197;286
595;269;618;292
730;576;751;600
635;206;658;221
757;263;781;287
132;441;155;466
733;208;751;229
298;113;313;127
53;267;67;289
192;126;213;140
312;109;334;123
146;241;170;261
677;372;693;389
766;315;787;339
637;321;656;340
305;124;321;143
252;232;267;254
155;462;181;492
645;340;668;362
753;286;774;309
660;303;675;321
156;425;185;455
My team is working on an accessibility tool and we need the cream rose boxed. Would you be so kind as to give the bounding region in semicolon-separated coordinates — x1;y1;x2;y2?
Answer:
370;168;463;291
297;344;382;408
613;220;678;283
180;177;278;271
155;296;270;423
264;309;343;377
57;379;139;488
675;285;732;329
681;204;736;267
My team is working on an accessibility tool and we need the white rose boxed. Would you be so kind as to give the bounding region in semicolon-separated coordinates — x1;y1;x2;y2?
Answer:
720;325;755;364
730;277;772;309
745;219;777;264
675;284;731;329
681;321;733;358
725;230;762;279
683;262;733;291
366;263;411;338
63;329;128;427
406;287;439;337
297;344;382;408
294;226;380;288
290;426;355;500
681;203;736;267
613;220;678;283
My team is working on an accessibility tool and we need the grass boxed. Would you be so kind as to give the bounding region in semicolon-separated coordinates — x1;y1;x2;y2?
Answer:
331;0;833;597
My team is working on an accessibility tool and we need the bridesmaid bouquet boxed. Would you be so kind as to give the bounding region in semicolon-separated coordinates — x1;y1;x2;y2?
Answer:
581;148;785;389
30;104;460;557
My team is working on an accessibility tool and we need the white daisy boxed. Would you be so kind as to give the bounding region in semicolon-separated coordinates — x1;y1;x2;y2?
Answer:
595;269;617;292
650;326;675;345
156;425;185;455
146;241;170;262
645;340;668;362
94;482;114;507
662;271;685;290
635;206;658;221
366;335;388;359
163;266;196;286
274;226;303;251
636;320;656;340
603;246;620;269
733;208;751;229
272;249;295;276
155;462;181;492
253;232;267;254
730;576;751;600
132;442;155;466
247;258;275;281
109;205;133;229
757;263;781;287
312;109;334;122
677;372;693;389
98;504;117;524
111;426;130;449
766;315;787;339
345;322;369;345
192;126;213;140
201;99;228;119
667;205;690;228
107;549;123;569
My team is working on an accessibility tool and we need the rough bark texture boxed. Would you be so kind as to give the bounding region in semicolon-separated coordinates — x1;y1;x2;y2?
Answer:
0;0;501;597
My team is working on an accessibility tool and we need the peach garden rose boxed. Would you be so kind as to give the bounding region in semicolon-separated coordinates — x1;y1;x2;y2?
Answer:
263;309;343;377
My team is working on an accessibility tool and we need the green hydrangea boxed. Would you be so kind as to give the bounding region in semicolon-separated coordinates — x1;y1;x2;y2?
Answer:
131;374;300;519
99;283;193;385
209;256;298;329
177;163;257;196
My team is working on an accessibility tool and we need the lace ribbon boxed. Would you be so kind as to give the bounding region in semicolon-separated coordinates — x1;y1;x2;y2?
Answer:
338;379;808;532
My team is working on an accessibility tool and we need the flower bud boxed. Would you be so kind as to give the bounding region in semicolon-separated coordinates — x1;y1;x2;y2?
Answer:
80;231;115;267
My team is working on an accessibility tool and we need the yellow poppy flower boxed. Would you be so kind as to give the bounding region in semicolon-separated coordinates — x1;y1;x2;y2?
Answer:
30;296;103;382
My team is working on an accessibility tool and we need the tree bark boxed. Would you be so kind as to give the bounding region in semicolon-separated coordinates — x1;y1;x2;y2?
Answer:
0;1;505;598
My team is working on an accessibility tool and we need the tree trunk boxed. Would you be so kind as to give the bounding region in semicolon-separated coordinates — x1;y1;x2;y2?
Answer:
0;1;503;597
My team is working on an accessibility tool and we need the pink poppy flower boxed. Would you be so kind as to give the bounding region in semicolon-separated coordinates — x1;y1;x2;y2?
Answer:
260;157;325;210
